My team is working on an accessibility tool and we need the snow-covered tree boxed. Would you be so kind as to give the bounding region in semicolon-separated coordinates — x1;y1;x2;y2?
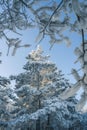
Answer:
8;46;74;129
34;0;87;112
1;0;87;129
0;0;86;110
30;0;87;112
0;0;87;110
0;76;15;129
1;46;87;130
60;37;87;111
1;97;83;130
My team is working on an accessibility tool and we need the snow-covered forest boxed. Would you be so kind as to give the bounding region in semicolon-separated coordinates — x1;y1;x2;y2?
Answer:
0;0;87;130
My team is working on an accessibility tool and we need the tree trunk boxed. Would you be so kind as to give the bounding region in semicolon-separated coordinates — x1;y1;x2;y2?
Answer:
36;118;40;130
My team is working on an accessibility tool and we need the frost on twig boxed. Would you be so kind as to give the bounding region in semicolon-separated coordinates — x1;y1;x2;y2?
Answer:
59;0;87;111
5;38;31;56
60;82;81;100
74;47;84;65
76;93;87;112
3;98;80;129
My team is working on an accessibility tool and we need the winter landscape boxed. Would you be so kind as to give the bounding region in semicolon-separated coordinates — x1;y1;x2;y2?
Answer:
0;0;87;130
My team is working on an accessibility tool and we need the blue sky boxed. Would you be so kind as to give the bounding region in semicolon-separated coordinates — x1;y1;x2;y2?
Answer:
0;0;83;84
0;27;82;84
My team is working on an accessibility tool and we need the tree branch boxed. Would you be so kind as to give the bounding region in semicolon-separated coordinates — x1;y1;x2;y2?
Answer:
77;15;85;53
37;0;64;44
44;0;63;31
43;0;64;33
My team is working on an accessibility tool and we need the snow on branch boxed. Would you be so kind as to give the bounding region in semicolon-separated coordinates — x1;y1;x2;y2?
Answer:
4;98;74;129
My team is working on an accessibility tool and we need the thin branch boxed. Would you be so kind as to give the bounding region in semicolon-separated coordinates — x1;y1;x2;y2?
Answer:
82;29;85;53
67;67;83;76
19;0;29;8
36;0;64;44
77;15;85;53
43;0;63;33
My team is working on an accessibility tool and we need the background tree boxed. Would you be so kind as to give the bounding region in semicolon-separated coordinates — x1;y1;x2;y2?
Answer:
0;0;87;129
0;1;87;108
0;76;15;130
2;96;83;130
9;46;73;130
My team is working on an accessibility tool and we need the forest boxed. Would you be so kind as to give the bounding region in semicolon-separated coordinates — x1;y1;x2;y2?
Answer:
0;0;87;130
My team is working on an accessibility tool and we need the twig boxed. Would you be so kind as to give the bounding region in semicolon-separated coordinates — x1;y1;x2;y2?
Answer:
36;0;64;44
67;67;83;75
77;15;85;54
43;0;63;33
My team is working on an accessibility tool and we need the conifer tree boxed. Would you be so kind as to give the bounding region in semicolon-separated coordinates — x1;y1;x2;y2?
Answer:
11;45;71;112
0;76;15;129
9;46;73;130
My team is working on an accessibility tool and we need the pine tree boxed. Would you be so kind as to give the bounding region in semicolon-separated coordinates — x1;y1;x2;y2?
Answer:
9;46;72;129
11;45;71;112
0;76;15;129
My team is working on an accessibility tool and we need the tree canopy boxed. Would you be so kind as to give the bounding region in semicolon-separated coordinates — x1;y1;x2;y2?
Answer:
0;46;84;130
0;0;87;122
